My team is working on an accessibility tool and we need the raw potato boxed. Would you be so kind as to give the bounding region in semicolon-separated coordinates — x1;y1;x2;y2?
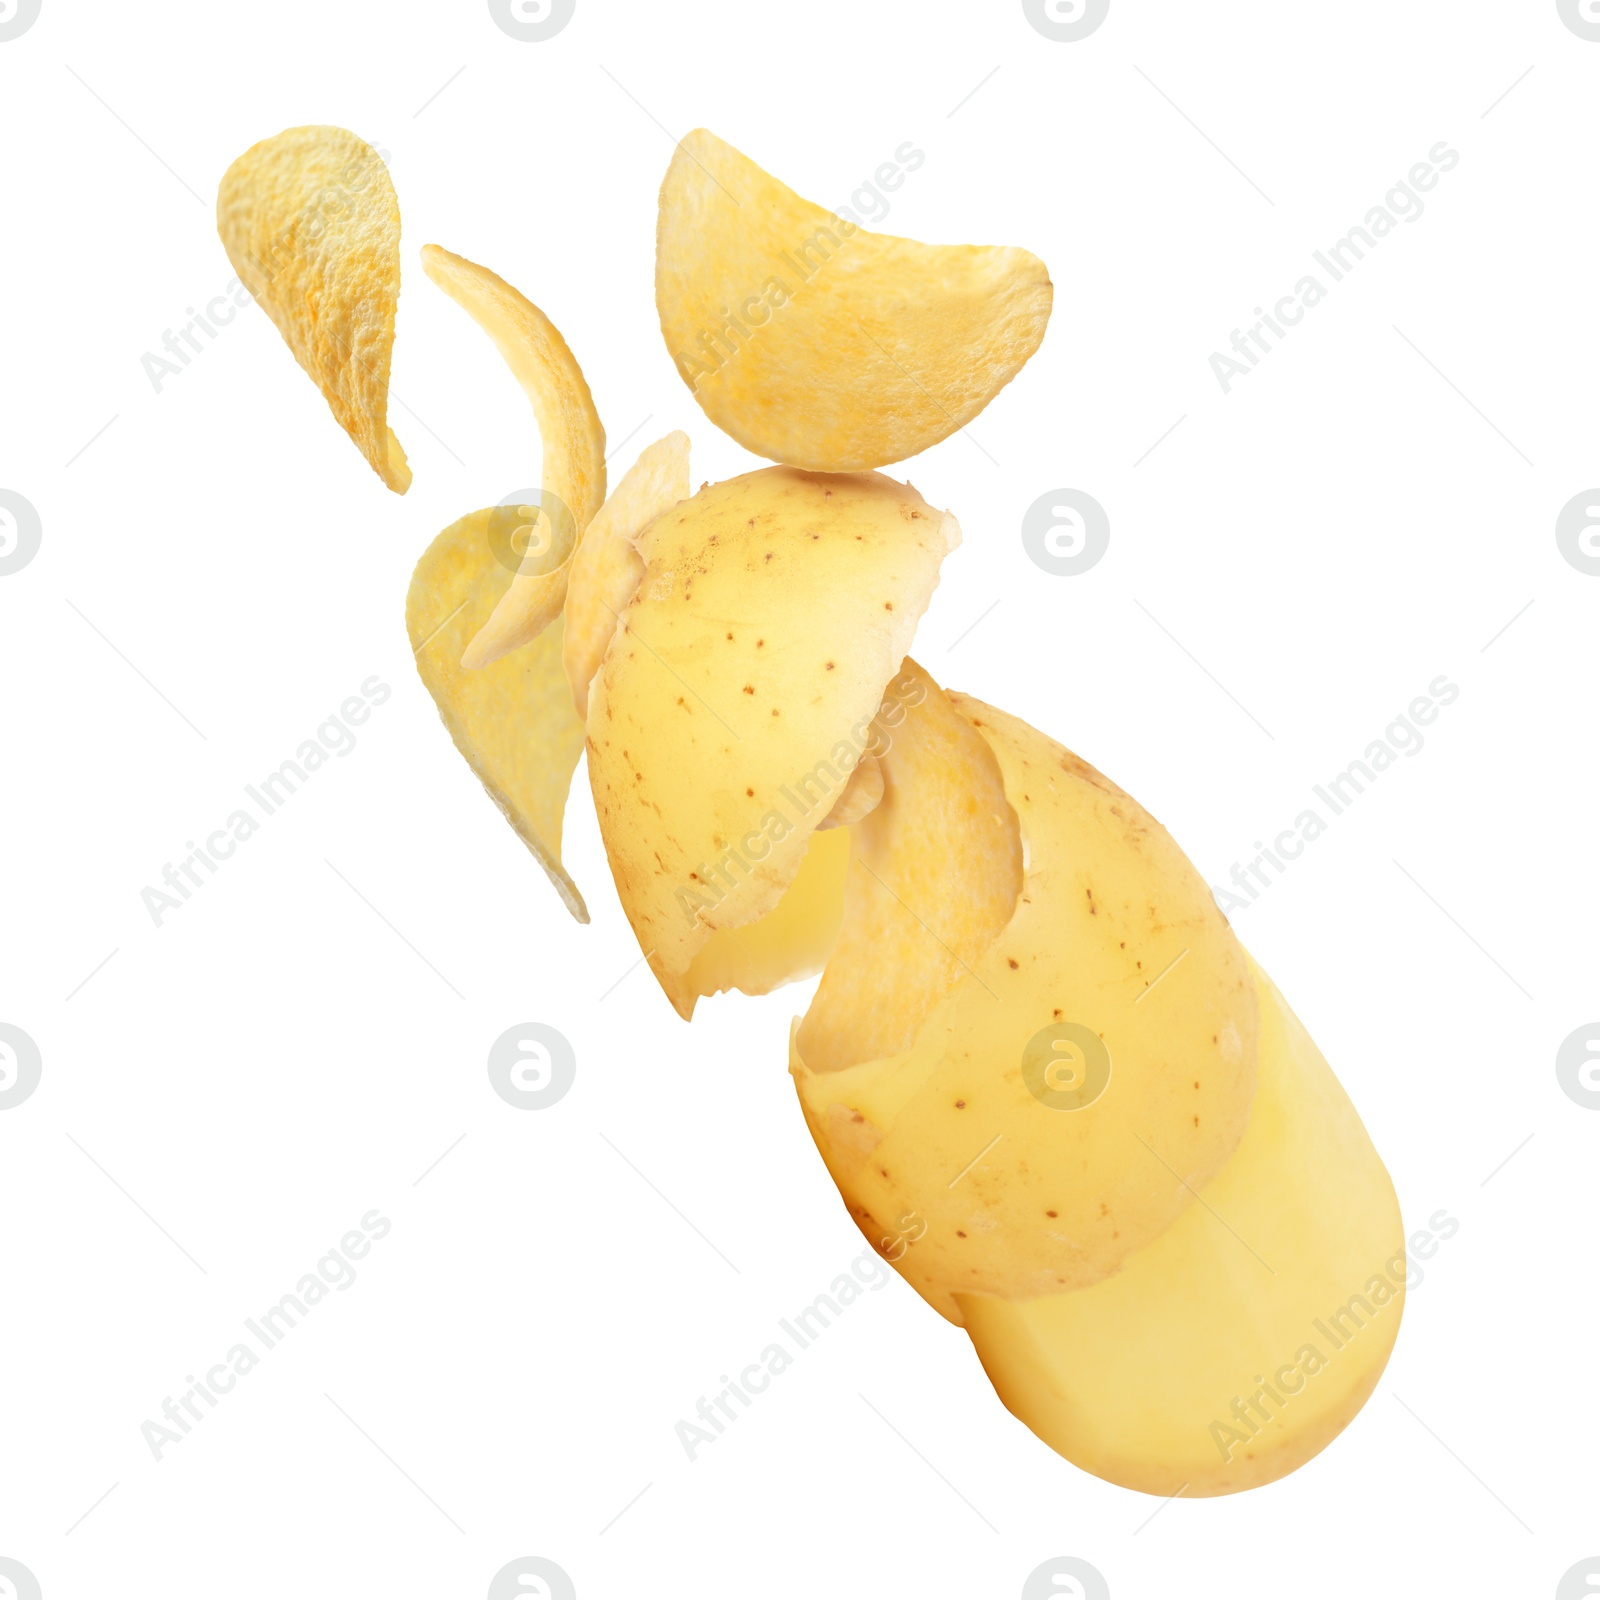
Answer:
562;431;692;718
407;506;588;921
422;244;607;669
957;960;1403;1497
401;147;1403;1496
217;126;410;492
656;130;1053;471
793;683;1258;1316
585;467;960;1017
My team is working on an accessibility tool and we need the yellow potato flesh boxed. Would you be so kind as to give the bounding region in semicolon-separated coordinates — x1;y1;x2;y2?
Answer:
586;467;959;1017
792;688;1258;1316
407;506;588;920
562;432;691;718
421;244;606;668
217;126;410;493
681;825;850;1005
957;960;1404;1497
656;130;1053;471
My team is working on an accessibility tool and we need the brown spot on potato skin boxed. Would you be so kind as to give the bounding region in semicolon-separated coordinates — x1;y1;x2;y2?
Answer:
1046;1209;1058;1218
954;1100;966;1109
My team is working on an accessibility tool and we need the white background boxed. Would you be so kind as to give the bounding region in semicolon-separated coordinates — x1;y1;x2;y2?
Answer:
1;2;1596;1596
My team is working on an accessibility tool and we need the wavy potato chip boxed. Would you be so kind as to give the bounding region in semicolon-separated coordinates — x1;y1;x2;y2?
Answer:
217;126;411;493
656;129;1053;471
422;244;606;670
562;431;691;719
407;506;588;921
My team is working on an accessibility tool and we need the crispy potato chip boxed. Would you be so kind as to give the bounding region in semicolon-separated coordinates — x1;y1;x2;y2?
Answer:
818;754;882;830
562;431;691;719
421;244;606;669
217;126;410;493
586;466;959;1017
796;660;1022;1073
407;505;588;920
656;129;1053;471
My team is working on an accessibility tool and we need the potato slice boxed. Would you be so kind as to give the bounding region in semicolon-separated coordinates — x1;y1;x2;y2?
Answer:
792;688;1258;1314
586;467;959;1016
422;244;606;669
407;505;588;920
656;129;1053;470
217;126;410;492
562;431;691;719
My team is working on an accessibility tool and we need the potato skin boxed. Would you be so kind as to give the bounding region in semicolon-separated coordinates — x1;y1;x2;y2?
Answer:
792;691;1257;1321
587;467;957;1016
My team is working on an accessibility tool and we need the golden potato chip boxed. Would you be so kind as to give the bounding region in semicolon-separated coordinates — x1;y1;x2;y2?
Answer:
422;244;606;668
217;126;411;493
796;658;1023;1074
585;466;959;1017
656;129;1053;471
562;431;691;719
407;505;588;920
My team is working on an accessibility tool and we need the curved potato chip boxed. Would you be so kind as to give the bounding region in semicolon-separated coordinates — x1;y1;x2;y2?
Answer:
407;505;588;921
796;658;1023;1074
217;126;410;493
656;129;1053;471
563;431;692;719
421;244;606;669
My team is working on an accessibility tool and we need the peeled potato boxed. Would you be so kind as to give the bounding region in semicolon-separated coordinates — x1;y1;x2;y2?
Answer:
958;960;1403;1497
585;467;960;1016
217;126;410;492
406;506;588;920
656;129;1053;470
422;244;606;669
